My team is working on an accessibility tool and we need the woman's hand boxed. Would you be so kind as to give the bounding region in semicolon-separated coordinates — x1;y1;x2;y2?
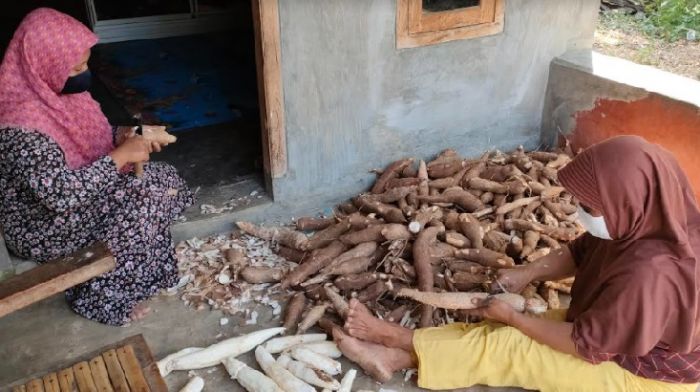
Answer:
465;297;518;325
491;266;534;294
109;136;152;170
115;126;138;146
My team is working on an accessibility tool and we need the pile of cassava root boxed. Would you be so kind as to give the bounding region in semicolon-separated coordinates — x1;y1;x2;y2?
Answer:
233;147;582;331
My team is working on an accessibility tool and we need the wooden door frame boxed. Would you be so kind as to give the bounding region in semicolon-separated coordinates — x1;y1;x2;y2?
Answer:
252;0;287;195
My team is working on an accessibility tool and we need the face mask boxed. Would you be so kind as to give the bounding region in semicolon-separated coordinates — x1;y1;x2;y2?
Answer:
61;69;92;94
577;205;612;240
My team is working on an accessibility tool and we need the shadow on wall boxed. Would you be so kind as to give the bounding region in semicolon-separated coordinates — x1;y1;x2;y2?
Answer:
568;95;700;201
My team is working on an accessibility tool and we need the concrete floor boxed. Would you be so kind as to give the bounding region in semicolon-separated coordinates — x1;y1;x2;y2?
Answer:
0;294;525;392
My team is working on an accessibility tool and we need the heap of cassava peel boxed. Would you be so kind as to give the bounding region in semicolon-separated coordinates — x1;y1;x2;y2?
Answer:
234;147;581;331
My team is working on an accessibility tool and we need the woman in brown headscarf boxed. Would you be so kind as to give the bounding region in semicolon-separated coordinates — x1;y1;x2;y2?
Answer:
333;135;700;392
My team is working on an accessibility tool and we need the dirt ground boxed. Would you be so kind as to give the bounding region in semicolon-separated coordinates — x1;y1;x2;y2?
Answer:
594;11;700;80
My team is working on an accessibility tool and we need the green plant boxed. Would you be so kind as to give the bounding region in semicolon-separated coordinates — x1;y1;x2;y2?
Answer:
644;0;700;41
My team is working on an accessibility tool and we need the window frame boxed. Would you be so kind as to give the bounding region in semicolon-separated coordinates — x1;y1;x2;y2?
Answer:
397;0;505;49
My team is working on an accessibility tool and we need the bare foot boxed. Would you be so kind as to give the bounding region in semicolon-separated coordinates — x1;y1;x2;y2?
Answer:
345;299;414;351
129;302;151;322
332;326;414;383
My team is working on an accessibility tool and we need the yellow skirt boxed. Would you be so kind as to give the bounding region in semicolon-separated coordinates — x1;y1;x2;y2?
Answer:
413;310;698;392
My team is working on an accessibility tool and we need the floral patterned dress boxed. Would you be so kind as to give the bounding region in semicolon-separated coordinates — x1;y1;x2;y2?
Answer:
0;127;194;325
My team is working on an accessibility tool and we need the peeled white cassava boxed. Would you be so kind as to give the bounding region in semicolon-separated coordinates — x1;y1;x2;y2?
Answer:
277;354;341;390
297;341;342;359
169;327;285;372
262;334;327;354
223;356;285;392
157;347;203;377
255;346;316;392
338;369;357;392
178;376;204;392
290;347;342;376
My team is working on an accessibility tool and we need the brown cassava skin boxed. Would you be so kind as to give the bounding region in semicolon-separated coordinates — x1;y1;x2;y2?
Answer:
418;188;483;212
427;159;467;179
296;217;336;231
371;158;414;194
397;288;526;312
324;285;350;318
298;304;330;334
321;256;373;276
526;247;551;262
451;271;490;291
329;242;378;267
306;220;352;250
468;177;507;193
401;163;418;178
357;280;389;303
385;304;409;323
347;212;383;230
338;201;358;214
544;280;572;294
305;283;330;301
506;236;524;259
429;241;457;261
546;154;571;169
539;234;562;249
528;151;559;162
386;177;422;189
240;266;287;283
409;207;444;233
496;196;540;215
480;191;495;204
417;160;430;208
275;246;308;264
461;153;489;185
413;226;443;327
398;196;416;218
539;287;561;310
521;199;543;220
381;224;412;241
339;225;385;245
455;248;515;269
528;182;566;198
334;272;378;292
356;197;407;224
373;186;417;204
317;316;342;336
283;293;307;333
390;261;417;283
281;241;347;289
521;230;540;258
504;219;579;241
446;259;488;274
540;166;559;182
237;221;309;250
444;231;471;248
483;230;509;254
458;213;483;249
443;210;460;231
543;200;577;221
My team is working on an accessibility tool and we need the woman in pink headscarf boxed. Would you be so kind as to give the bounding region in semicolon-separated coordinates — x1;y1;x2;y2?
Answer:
0;8;194;325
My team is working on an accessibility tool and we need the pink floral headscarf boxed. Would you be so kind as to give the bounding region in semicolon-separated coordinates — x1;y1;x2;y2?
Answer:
0;8;113;169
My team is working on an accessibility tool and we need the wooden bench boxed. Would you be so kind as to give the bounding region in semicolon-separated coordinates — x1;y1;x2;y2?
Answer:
0;242;116;318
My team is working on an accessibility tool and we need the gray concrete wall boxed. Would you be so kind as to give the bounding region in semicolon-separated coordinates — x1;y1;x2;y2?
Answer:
272;0;599;203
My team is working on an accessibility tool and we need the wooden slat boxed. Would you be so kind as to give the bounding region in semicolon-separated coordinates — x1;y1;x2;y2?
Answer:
89;356;114;392
26;379;44;392
12;385;27;392
72;362;97;392
57;368;78;392
42;373;61;392
116;345;150;392
252;0;287;179
102;350;130;392
0;243;115;318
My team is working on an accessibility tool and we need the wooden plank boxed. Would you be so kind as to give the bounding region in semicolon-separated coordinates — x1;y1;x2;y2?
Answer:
12;385;27;392
26;379;44;392
396;0;505;49
252;0;287;180
116;345;150;392
57;368;78;392
42;373;61;392
72;362;97;392
411;0;494;34
102;350;130;392
0;243;115;318
89;356;114;392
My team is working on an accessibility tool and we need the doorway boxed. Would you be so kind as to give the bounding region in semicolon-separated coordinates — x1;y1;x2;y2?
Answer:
85;0;285;221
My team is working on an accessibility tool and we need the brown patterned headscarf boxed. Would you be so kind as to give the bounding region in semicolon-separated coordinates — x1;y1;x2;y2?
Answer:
558;135;700;358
